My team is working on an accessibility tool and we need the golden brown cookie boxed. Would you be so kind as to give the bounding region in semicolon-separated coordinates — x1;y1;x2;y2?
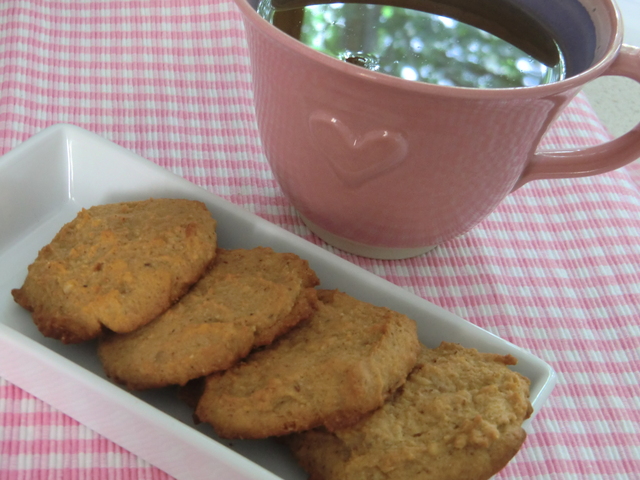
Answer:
286;342;533;480
194;289;421;439
98;247;320;390
11;198;217;344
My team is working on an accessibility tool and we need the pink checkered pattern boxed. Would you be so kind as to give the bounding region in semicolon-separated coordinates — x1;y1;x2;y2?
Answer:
1;1;639;479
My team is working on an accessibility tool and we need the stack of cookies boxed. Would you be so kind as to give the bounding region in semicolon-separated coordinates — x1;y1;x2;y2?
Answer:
12;198;533;480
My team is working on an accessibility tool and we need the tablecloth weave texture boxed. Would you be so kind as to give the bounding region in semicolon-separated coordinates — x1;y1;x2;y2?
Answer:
1;1;639;479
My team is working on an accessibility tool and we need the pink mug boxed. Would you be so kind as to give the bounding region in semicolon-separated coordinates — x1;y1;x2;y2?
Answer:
233;0;640;259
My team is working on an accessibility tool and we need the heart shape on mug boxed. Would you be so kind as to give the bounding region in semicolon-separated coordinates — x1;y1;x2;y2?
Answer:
309;111;408;187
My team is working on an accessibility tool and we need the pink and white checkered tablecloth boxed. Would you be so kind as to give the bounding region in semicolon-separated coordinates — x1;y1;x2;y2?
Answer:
1;1;639;479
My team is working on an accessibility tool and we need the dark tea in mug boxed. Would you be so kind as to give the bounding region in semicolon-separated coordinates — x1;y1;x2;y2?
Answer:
257;0;567;88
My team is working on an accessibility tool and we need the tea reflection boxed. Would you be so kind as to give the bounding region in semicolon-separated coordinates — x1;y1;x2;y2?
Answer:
258;0;566;88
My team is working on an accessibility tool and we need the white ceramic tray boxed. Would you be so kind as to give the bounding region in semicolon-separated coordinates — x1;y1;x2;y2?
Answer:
0;124;557;480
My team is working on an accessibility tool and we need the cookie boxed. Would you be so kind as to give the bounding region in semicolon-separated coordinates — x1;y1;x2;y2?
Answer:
286;342;533;480
11;198;217;343
194;289;421;439
98;247;320;390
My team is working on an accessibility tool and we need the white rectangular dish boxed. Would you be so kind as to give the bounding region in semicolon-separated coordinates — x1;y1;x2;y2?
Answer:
0;124;557;480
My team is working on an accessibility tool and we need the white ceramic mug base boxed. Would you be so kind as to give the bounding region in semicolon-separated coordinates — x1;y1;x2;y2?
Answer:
300;214;438;260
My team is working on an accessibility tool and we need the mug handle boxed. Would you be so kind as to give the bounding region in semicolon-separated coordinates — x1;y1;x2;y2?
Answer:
512;44;640;191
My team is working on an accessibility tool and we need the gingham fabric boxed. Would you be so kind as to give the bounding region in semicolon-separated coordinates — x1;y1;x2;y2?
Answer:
1;1;639;479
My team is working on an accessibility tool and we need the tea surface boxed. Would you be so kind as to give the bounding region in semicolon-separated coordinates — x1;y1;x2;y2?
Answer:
258;0;566;88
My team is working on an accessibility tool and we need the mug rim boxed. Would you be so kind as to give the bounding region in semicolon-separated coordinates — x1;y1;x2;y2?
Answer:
233;0;624;98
